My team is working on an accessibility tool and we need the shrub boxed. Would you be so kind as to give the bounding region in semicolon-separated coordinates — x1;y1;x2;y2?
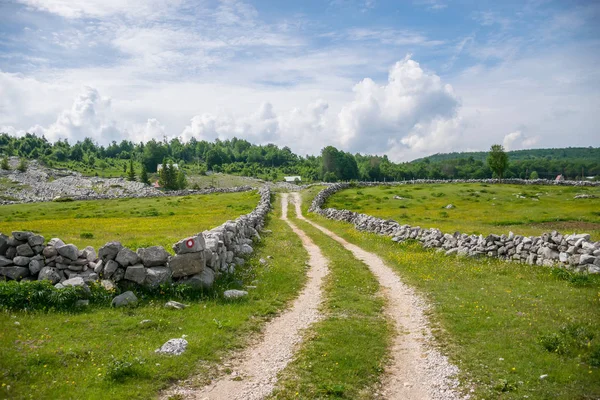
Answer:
17;158;28;172
80;232;94;239
1;156;9;170
105;356;146;382
0;281;81;311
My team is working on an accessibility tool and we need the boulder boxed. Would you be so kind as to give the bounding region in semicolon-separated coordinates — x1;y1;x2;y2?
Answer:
92;260;104;275
12;231;32;241
5;247;16;259
58;244;79;261
0;266;30;280
155;338;187;355
16;243;34;257
580;254;596;265
111;291;138;307
28;259;44;275
13;256;31;267
0;256;13;268
103;259;119;279
48;238;65;248
115;248;141;267
38;267;61;284
169;252;205;278
239;244;253;255
98;241;123;261
82;246;97;262
124;264;146;285
137;246;170;267
27;234;45;247
173;234;205;254
223;289;248;299
178;268;214;290
43;246;58;258
113;268;125;282
144;267;172;287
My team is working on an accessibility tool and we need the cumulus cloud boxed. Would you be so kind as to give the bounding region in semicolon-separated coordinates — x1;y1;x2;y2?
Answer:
502;130;540;151
131;118;166;143
5;86;123;144
180;99;331;155
337;55;462;157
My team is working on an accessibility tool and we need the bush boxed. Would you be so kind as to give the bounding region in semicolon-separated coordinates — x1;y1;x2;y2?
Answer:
17;158;28;172
1;156;9;170
80;232;94;239
0;281;81;311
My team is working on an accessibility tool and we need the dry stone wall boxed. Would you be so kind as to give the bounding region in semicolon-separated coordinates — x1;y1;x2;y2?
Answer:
309;182;600;274
0;186;271;290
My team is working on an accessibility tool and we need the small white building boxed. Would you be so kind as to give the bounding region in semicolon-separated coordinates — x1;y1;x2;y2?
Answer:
157;163;179;172
284;176;302;183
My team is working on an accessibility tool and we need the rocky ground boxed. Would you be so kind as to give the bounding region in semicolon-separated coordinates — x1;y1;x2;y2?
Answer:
0;157;161;204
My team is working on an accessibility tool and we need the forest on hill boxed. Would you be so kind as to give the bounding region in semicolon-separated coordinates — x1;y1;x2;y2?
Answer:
1;133;598;182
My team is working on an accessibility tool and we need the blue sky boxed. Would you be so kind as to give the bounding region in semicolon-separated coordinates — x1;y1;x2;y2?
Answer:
1;0;598;160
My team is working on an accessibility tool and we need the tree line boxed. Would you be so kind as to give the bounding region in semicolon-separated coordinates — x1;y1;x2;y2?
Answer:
0;133;598;182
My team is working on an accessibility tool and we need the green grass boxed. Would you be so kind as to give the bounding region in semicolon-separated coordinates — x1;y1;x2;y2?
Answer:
0;196;309;400
0;191;259;252
187;173;262;189
325;183;600;239
270;215;390;399
303;211;600;399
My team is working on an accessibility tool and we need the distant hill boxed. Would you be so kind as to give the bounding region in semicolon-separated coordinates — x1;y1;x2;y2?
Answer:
413;147;600;164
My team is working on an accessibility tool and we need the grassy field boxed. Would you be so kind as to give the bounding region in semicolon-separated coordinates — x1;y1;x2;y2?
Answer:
325;183;600;239
302;198;600;399
0;191;259;252
0;196;309;400
270;215;390;399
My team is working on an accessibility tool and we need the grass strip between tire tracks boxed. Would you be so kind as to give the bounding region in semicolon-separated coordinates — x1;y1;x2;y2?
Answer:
269;213;391;400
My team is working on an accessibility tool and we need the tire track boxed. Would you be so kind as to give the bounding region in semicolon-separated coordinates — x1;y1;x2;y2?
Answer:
167;193;328;400
290;192;463;400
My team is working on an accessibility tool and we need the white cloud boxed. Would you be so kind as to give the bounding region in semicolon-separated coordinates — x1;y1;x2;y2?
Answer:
16;0;181;19
503;130;540;151
29;86;122;143
336;55;461;158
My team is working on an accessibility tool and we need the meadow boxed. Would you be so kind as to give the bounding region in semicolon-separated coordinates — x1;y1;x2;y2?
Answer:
0;191;259;252
302;189;600;399
0;195;309;400
325;183;600;239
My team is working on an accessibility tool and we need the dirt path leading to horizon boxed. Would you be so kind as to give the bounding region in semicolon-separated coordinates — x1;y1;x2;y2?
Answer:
165;193;329;400
290;192;464;400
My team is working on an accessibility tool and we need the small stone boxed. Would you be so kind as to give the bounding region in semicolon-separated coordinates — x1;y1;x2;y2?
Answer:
0;266;30;280
75;299;89;308
0;255;12;267
43;246;58;258
155;338;188;356
223;289;248;299
539;374;548;380
144;266;172;287
28;259;44;275
62;277;87;288
165;300;189;310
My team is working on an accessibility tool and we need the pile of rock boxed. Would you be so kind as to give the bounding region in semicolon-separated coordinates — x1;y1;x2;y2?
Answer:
310;183;600;273
0;158;255;204
0;186;272;288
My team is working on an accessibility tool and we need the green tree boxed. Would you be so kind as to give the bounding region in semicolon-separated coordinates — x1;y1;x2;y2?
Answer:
529;171;539;180
1;156;9;170
487;144;509;179
176;170;187;189
127;158;136;181
139;164;150;185
17;158;28;172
